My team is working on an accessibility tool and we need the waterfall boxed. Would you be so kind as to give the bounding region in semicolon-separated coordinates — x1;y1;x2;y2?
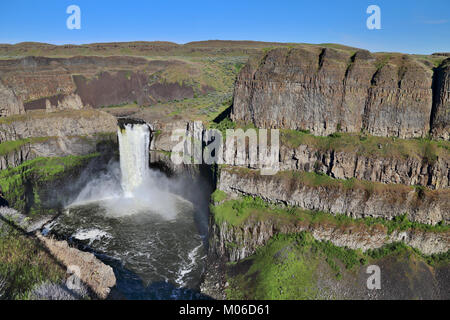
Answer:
117;123;150;196
69;120;186;221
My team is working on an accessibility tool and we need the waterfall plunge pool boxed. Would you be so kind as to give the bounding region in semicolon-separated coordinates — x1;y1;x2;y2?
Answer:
43;121;211;299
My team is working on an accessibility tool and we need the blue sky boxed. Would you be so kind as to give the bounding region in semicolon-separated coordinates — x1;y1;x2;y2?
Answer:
0;0;449;54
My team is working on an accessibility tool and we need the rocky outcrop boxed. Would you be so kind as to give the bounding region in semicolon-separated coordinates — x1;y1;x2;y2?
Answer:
0;135;115;170
30;281;90;300
36;233;116;299
0;109;116;143
431;58;450;140
0;206;116;299
210;216;449;262
217;167;449;225
279;144;450;189
148;120;450;189
47;93;83;111
232;47;439;139
24;93;84;112
0;79;24;116
149;119;206;154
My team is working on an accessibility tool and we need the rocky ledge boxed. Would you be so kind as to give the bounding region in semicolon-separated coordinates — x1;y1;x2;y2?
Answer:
210;212;449;262
217;166;449;225
36;233;116;299
278;141;450;189
0;109;116;143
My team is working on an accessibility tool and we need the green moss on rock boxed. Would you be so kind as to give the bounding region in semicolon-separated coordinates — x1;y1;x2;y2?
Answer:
0;154;99;215
225;231;449;300
211;193;449;234
0;137;53;156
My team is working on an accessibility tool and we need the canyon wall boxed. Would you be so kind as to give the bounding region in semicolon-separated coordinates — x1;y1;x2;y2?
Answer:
0;109;117;171
217;167;449;225
210;216;449;262
0;79;24;116
147;121;450;189
0;110;116;143
0;135;116;170
278;143;450;189
0;55;216;115
431;58;450;140
232;47;449;139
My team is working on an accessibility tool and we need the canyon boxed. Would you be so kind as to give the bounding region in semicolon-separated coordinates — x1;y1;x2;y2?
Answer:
0;41;448;300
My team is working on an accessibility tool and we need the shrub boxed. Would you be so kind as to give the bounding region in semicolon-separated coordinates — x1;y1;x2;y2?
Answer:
29;280;90;300
211;190;228;203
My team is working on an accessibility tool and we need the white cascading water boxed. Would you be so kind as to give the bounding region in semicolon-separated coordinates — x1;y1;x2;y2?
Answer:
117;123;150;196
69;120;189;219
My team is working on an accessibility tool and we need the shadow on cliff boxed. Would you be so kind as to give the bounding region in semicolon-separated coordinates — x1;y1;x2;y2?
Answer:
212;105;232;124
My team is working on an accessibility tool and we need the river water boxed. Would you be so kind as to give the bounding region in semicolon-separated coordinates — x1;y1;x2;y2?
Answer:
43;122;210;299
46;198;208;299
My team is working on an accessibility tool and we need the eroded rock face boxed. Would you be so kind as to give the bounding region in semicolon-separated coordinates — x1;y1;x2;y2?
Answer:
148;121;449;189
0;55;210;113
217;167;449;225
0;110;117;143
73;71;195;108
0;56;152;103
0;79;24;116
0;135;115;170
210;217;449;263
232;47;437;139
279;144;450;189
431;58;450;140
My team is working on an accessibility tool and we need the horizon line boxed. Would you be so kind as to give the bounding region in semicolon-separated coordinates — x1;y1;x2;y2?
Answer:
0;39;448;56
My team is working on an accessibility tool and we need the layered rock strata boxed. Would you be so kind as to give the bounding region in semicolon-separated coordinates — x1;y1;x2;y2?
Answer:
210;215;449;262
217;166;449;225
232;48;449;139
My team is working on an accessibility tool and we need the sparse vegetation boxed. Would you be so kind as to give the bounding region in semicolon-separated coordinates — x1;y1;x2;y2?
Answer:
208;117;236;137
0;109;108;125
226;233;320;299
225;231;449;300
280;129;450;162
99;102;140;109
0;137;52;156
211;192;449;233
0;226;65;299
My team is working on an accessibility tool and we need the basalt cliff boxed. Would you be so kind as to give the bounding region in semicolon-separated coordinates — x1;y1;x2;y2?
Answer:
232;47;450;140
203;46;450;299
